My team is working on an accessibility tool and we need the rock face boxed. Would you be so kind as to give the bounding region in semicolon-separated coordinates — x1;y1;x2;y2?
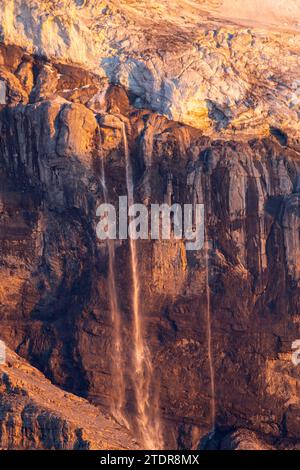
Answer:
220;429;274;450
0;41;300;450
0;1;300;136
0;347;139;449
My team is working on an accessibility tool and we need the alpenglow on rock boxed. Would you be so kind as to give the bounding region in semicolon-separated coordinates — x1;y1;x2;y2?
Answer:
1;0;300;136
1;0;300;452
0;41;300;448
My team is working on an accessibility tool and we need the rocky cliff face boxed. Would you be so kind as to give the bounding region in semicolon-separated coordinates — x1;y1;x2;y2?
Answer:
0;38;300;449
0;347;139;449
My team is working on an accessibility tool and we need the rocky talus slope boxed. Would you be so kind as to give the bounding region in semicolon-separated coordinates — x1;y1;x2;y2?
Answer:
0;38;300;449
0;347;139;449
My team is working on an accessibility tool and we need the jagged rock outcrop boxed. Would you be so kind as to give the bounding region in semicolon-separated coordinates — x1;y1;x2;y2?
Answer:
220;429;274;450
0;42;300;449
200;428;275;450
0;347;139;449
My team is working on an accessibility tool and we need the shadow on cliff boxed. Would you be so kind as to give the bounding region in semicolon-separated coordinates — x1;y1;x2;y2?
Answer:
205;99;233;131
0;103;104;399
101;56;173;118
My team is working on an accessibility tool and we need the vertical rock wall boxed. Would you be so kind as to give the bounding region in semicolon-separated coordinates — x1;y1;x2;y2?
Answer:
0;45;300;449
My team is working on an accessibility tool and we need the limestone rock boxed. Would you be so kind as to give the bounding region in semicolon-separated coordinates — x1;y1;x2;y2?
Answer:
0;44;300;450
0;67;28;104
30;64;59;102
220;429;274;450
16;59;34;95
56;103;98;166
0;347;138;449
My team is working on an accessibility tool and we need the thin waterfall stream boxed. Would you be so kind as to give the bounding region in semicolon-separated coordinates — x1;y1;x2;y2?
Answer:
100;121;215;447
121;122;163;449
205;226;216;433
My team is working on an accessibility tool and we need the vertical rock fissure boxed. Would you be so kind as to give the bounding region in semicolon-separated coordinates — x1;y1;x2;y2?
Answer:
100;145;128;429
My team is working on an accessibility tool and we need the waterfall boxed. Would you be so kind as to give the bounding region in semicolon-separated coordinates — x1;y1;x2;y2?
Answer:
205;232;216;432
121;122;163;449
100;150;128;428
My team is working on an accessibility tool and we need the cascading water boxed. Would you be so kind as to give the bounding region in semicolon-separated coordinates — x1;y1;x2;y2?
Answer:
121;122;163;449
100;145;128;428
205;228;216;433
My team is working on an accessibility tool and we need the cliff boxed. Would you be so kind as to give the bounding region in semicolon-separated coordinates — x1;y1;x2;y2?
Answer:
0;37;300;449
0;347;139;449
1;0;300;451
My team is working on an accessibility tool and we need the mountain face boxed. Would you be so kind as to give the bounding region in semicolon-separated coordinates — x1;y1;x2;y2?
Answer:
0;1;300;451
1;1;300;136
0;347;139;449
